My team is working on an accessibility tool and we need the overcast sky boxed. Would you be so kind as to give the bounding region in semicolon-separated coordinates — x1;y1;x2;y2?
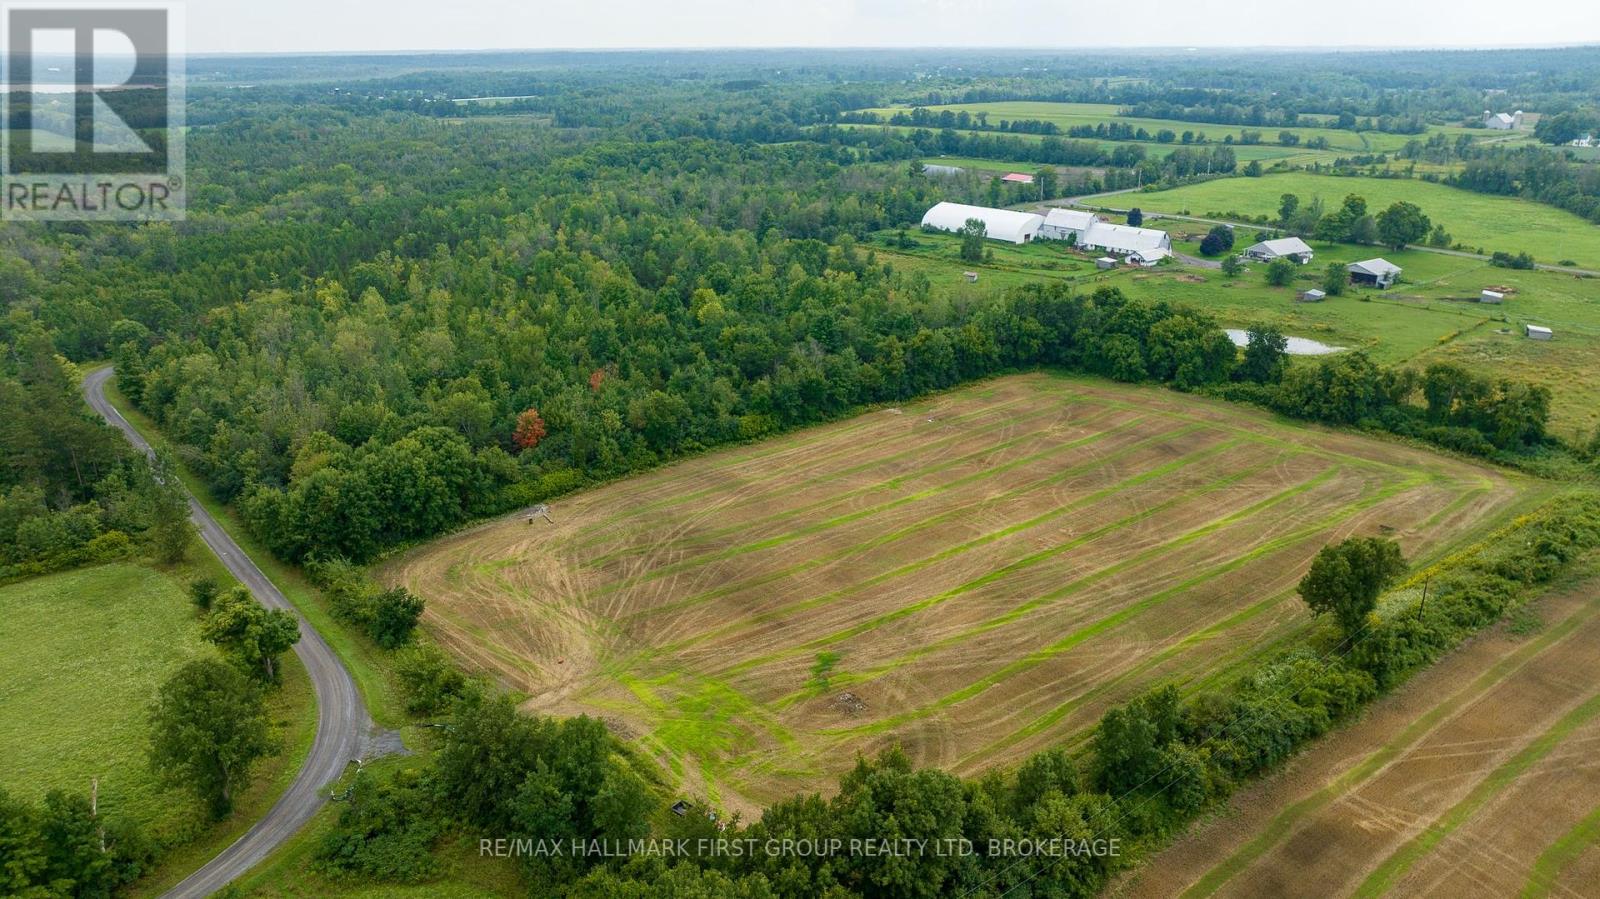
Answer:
186;0;1600;54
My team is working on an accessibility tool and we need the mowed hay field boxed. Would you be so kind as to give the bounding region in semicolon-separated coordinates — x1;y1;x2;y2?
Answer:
1114;560;1600;899
384;373;1541;811
1107;173;1600;268
0;563;212;825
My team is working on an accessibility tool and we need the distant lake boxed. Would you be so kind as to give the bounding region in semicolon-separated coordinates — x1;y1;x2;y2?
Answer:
1225;329;1344;356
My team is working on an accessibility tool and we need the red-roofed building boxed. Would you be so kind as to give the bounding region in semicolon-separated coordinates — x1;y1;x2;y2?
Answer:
1000;172;1034;184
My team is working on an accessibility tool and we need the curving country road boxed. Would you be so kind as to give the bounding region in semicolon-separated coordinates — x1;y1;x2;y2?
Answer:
83;366;379;898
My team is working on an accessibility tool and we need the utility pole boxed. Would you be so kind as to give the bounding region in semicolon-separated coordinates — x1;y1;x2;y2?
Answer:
1418;575;1430;619
92;776;105;853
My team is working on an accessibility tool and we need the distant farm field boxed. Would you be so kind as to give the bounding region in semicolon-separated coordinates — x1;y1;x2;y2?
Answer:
1117;560;1600;899
1108;173;1600;268
0;563;211;825
866;228;1600;439
859;101;1483;154
844;123;1323;164
386;374;1537;811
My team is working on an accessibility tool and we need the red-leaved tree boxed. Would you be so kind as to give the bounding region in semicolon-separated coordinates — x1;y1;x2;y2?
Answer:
513;408;547;452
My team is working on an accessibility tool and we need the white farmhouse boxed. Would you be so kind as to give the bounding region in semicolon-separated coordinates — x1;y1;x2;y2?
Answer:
920;202;1045;244
1039;208;1098;244
1243;236;1315;264
1078;221;1172;266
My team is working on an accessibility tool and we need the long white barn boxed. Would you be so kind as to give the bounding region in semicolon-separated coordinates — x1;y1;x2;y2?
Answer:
1039;208;1098;243
920;202;1045;244
1079;221;1172;266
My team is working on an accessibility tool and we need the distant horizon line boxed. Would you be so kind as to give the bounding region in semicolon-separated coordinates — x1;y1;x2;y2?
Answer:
181;42;1600;59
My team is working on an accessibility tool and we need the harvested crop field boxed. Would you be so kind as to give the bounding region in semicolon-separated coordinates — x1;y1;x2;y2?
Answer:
383;373;1539;811
1113;560;1600;899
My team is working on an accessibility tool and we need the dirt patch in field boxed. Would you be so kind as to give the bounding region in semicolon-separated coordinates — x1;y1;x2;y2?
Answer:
380;373;1532;814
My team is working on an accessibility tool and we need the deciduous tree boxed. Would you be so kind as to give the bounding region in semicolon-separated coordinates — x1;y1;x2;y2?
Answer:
149;659;275;819
200;587;302;683
1376;201;1431;250
513;408;547;452
1297;537;1407;639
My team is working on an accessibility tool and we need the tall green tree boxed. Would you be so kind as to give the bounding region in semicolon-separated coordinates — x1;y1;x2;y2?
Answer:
959;217;987;262
149;659;275;819
1297;537;1407;639
201;588;302;683
1375;201;1431;250
1238;325;1289;383
1278;193;1301;225
1321;261;1348;296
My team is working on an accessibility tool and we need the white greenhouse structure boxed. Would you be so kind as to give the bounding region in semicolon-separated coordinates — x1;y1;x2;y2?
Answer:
920;202;1045;244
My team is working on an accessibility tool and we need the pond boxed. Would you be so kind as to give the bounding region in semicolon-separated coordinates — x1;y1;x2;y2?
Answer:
1224;329;1344;356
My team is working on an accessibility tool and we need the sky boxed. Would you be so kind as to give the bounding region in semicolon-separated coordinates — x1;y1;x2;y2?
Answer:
185;0;1600;54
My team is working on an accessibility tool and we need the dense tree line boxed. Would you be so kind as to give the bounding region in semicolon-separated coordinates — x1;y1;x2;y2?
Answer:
114;265;1249;564
1450;145;1600;225
0;328;191;578
818;125;1237;189
1215;338;1553;458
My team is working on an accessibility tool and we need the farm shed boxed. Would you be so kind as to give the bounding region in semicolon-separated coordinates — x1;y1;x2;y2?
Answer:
1040;208;1097;243
1298;288;1327;302
921;163;964;177
1000;172;1035;184
1080;221;1172;265
1096;256;1117;270
1526;324;1553;340
920;202;1045;244
1348;258;1402;289
1480;290;1505;304
1244;236;1315;264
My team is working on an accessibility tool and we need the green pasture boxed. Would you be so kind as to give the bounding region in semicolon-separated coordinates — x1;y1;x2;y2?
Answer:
0;564;212;826
1104;172;1600;268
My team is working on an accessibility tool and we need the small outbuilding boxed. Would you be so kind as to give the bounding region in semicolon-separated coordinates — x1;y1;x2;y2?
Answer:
1096;256;1117;270
1526;324;1553;340
1348;258;1402;289
1480;289;1505;304
1245;237;1315;265
1000;172;1035;184
1297;288;1327;303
